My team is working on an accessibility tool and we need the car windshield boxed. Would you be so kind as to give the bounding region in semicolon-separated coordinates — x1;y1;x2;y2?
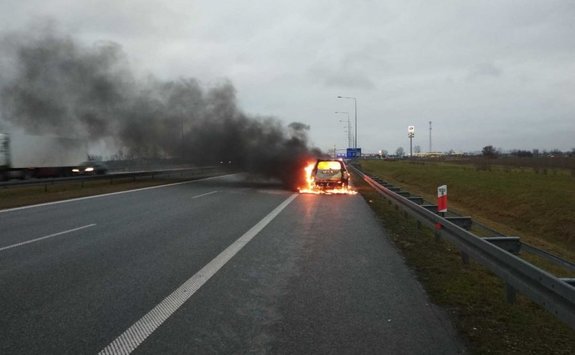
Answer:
317;161;342;170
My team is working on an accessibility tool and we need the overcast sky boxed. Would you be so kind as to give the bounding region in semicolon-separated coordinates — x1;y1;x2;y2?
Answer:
1;0;574;153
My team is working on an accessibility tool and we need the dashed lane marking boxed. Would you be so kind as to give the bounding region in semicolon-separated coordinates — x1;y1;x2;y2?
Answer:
0;224;97;252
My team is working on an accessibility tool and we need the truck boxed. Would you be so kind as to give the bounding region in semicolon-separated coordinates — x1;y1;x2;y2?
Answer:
0;132;87;180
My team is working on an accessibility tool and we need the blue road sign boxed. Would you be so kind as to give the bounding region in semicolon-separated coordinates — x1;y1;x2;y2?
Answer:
346;148;362;158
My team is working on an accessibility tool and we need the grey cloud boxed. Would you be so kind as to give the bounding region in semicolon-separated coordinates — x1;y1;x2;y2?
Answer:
466;63;503;81
0;1;573;153
309;63;376;90
323;73;376;90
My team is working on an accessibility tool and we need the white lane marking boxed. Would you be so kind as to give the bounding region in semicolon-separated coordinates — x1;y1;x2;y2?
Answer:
99;193;298;355
0;224;96;252
192;191;219;199
0;174;238;214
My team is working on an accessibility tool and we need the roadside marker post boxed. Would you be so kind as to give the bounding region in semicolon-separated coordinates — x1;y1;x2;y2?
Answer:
437;185;447;217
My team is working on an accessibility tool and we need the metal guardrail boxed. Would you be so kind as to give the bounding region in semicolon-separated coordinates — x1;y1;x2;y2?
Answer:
0;166;224;190
349;164;575;330
521;244;575;273
412;199;575;275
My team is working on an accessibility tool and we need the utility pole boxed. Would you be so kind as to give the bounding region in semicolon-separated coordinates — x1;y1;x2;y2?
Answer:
408;126;415;158
335;111;352;148
429;121;432;153
337;96;357;148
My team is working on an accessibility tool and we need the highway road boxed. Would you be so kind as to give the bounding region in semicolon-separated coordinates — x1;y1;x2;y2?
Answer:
0;174;465;354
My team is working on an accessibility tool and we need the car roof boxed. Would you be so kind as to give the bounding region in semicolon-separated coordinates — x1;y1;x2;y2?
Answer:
316;159;345;163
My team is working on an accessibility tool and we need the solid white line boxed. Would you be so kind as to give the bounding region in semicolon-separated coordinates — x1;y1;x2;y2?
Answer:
191;191;219;199
0;174;238;214
99;193;298;355
0;224;97;252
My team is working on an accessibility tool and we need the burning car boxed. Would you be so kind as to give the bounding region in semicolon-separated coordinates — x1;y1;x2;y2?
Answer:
298;159;356;194
310;159;349;190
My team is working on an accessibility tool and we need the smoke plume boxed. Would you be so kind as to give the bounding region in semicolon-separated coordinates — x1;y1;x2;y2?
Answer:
0;25;321;187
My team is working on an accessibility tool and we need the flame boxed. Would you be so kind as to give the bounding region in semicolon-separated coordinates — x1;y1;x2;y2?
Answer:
298;161;357;195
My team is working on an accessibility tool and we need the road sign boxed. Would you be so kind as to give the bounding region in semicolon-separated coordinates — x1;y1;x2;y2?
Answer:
437;185;447;213
346;148;362;158
408;126;415;138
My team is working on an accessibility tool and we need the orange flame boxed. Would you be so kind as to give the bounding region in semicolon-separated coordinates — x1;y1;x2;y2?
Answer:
298;161;357;195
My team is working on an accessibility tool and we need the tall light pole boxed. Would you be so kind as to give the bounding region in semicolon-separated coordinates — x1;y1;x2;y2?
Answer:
335;111;351;148
429;121;432;153
337;96;357;148
408;126;415;158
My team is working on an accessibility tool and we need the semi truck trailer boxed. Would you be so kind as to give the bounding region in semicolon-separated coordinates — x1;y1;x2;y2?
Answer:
0;132;87;180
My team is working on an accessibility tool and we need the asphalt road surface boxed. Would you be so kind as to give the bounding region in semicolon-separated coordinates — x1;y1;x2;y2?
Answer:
0;174;465;354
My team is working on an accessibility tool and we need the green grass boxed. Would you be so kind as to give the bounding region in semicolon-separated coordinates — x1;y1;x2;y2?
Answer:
353;176;575;354
359;160;575;263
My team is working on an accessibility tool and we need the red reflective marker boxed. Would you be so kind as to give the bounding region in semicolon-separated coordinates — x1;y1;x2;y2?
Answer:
437;185;447;213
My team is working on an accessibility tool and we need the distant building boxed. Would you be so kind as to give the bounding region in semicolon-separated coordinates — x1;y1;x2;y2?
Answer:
413;152;445;158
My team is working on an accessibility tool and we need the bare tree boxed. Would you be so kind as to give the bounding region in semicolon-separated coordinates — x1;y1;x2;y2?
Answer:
482;145;498;158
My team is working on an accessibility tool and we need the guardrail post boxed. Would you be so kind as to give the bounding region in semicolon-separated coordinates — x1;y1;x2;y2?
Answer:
408;197;424;205
434;223;442;241
506;283;517;304
422;204;438;213
483;237;522;255
445;217;473;231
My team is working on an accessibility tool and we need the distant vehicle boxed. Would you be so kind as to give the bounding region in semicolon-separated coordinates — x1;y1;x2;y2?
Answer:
72;161;108;176
311;159;349;189
0;132;87;180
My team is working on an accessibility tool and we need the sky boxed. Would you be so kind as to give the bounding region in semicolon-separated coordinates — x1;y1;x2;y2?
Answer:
0;0;573;154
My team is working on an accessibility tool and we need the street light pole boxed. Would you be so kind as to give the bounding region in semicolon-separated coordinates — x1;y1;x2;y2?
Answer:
337;96;357;148
335;111;351;148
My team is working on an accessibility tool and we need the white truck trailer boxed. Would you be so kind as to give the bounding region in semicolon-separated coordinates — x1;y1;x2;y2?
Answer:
0;132;87;180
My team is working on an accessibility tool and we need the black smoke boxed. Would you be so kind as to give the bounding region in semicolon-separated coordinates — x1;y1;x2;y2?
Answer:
0;26;321;187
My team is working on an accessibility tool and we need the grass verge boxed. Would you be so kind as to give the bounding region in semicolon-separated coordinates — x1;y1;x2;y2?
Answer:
0;175;217;210
358;160;575;263
353;176;575;354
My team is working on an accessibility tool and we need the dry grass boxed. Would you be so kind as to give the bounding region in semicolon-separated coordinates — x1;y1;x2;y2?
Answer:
353;175;575;354
359;160;575;264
